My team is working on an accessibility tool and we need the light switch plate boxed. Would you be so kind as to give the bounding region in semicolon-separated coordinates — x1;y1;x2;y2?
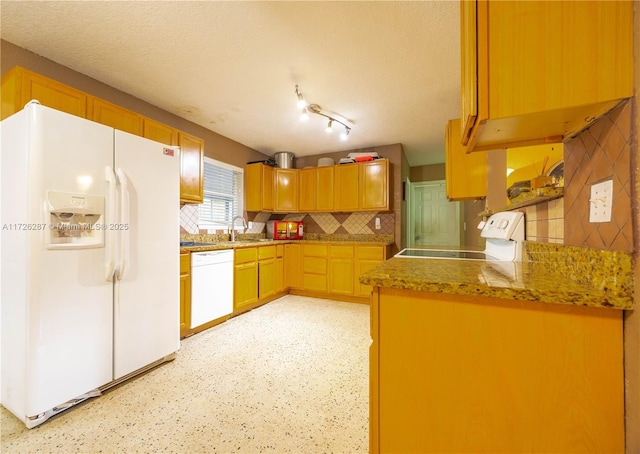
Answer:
589;179;613;223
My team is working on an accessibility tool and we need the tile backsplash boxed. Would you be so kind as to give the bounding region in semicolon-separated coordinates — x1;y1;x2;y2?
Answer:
511;99;633;251
179;204;394;237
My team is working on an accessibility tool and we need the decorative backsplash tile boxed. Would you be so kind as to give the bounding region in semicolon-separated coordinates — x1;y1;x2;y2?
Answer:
563;100;633;252
180;204;199;234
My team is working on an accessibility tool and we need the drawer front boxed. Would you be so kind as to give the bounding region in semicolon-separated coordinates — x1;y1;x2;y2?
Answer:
258;245;276;261
330;245;354;258
303;274;327;292
303;244;328;257
235;247;258;264
303;256;327;274
180;253;190;274
356;245;384;260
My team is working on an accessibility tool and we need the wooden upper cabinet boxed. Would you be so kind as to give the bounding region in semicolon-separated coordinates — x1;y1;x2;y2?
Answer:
462;0;633;152
298;168;317;212
274;168;298;212
446;119;487;201
245;163;274;212
88;97;141;135
1;66;87;120
316;166;334;212
360;160;389;210
178;132;204;204
143;117;178;146
334;163;359;211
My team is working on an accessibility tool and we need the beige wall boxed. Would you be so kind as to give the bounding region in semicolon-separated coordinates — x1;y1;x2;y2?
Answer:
0;40;269;170
410;163;445;182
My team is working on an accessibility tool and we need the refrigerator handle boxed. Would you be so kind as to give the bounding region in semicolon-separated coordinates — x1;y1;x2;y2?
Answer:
116;168;130;281
104;167;117;281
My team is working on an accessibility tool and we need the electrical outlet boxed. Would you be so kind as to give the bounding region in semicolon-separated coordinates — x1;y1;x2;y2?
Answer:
375;217;381;230
589;179;613;223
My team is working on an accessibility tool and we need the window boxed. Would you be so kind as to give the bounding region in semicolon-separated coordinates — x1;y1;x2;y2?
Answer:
198;158;244;229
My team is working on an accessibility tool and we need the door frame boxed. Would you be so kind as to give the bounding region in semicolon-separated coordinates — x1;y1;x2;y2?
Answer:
408;180;461;248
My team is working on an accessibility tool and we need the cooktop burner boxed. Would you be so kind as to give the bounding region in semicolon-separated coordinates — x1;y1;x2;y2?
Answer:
395;249;498;260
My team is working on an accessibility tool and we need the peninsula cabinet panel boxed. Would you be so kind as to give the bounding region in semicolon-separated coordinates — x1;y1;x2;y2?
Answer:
89;97;142;136
1;66;87;120
334;164;359;211
178;132;204;204
143;117;178;146
370;288;624;454
274;169;298;212
462;0;633;152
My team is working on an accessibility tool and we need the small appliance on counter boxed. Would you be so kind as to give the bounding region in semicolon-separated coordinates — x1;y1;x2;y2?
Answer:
267;220;304;240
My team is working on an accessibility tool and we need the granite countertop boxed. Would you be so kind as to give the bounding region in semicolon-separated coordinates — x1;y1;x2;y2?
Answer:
180;235;394;253
359;243;634;310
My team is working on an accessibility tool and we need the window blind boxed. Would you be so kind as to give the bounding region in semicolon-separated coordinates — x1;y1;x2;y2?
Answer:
198;158;244;227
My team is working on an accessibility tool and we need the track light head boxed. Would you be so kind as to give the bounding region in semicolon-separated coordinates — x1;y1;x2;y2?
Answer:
294;85;352;139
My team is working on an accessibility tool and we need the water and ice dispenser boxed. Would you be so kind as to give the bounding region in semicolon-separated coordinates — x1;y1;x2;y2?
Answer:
45;190;104;249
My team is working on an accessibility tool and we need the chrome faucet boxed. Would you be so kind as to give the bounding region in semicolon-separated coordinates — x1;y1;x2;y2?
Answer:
230;215;248;242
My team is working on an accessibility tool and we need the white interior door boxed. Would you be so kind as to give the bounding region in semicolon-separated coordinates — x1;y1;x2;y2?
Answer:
411;181;460;247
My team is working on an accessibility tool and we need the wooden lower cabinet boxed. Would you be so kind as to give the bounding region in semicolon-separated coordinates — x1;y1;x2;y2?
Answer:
258;245;277;300
370;287;624;454
179;253;191;338
234;248;258;310
275;245;285;292
284;243;302;289
354;246;386;297
328;245;354;295
302;244;328;292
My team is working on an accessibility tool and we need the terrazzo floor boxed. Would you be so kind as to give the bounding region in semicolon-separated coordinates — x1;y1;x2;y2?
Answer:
1;295;369;453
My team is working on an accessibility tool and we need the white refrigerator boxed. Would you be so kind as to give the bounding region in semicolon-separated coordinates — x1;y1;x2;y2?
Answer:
0;102;180;428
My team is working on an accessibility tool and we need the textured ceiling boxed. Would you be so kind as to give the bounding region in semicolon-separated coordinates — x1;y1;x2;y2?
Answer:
0;1;460;167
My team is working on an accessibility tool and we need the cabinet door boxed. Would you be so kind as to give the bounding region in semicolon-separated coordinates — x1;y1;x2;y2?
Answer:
275;169;298;212
445;119;487;200
334;164;359;211
179;253;191;338
328;245;354;295
460;0;478;144
245;164;274;212
298;168;317;212
262;165;275;211
284;243;302;289
258;258;276;299
143;118;178;146
234;262;258;309
316;166;334;212
178;132;204;204
360;160;389;210
89;97;142;135
275;257;284;292
354;259;381;298
4;67;88;119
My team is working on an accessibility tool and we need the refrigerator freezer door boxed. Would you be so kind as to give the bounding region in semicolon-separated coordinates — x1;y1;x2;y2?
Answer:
112;131;180;380
1;103;114;421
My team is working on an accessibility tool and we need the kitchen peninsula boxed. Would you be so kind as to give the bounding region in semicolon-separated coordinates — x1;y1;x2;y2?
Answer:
361;242;633;454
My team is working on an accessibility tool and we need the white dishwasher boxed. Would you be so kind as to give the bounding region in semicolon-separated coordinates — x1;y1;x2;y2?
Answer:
190;250;234;328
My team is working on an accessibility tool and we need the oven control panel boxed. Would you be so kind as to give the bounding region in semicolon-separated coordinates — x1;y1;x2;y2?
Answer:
480;212;524;241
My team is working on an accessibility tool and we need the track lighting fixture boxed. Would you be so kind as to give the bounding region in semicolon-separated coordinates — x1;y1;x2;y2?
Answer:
294;85;352;139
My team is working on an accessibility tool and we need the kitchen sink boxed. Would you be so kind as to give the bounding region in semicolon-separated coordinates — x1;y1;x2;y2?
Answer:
180;241;219;247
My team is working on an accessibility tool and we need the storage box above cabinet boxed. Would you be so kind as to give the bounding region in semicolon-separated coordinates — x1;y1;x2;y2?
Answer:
461;0;633;152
